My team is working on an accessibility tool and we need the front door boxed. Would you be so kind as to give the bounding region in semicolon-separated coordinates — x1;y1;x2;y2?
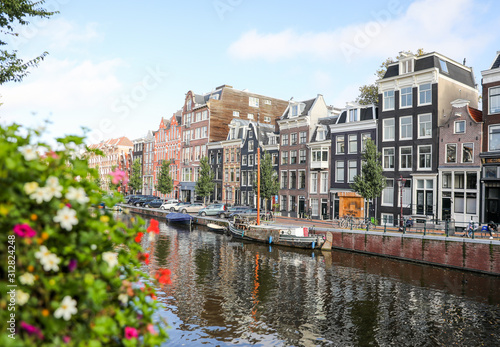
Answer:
298;197;305;218
442;197;451;220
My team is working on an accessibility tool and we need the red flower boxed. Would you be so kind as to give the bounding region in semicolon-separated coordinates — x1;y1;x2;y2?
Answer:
124;326;138;339
134;232;144;243
155;268;172;285
144;253;150;265
147;219;159;234
13;224;36;238
138;252;150;264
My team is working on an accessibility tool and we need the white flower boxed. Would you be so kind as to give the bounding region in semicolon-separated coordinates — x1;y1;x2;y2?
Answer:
53;206;78;231
30;187;53;204
24;182;39;195
19;273;35;286
44;176;62;199
148;232;156;242
19;146;38;161
54;296;77;321
65;187;89;204
102;252;118;268
41;253;61;272
118;294;128;304
90;244;97;250
17;290;30;306
35;245;51;259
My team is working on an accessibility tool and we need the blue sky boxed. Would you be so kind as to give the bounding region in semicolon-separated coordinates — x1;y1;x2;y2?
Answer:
1;0;499;144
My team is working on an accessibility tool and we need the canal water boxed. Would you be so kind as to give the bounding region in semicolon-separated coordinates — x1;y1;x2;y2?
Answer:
136;217;500;346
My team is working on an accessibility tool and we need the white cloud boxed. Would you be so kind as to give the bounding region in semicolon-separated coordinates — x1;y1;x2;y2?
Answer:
228;0;492;64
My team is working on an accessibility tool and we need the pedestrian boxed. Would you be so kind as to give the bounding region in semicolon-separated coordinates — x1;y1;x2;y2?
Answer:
405;217;413;231
466;220;476;238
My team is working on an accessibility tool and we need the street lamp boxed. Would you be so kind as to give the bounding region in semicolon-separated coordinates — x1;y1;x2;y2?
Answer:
225;184;230;206
397;175;406;230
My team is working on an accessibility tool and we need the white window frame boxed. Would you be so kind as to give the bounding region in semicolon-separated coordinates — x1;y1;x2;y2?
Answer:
382;179;394;206
349;109;358;122
446;143;457;164
242;155;247;166
348;160;357;183
247;113;254;120
490;86;500;115
489;124;500;152
335;161;344;183
418;113;432;139
454;120;465;134
383;90;395;111
400;146;412;170
310;172;318;193
320;172;328;194
383;118;395;141
348;134;357;154
233;111;240;117
462;143;474;163
336;135;345;154
381;213;395;226
418;83;432;105
418;145;432;170
383;147;395;170
249;97;259;108
400;86;413;108
282;134;289;146
400;115;412;140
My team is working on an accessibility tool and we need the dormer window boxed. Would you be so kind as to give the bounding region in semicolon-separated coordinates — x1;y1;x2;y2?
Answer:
317;127;326;141
348;109;358;122
291;104;299;117
439;59;449;74
400;58;414;74
230;128;235;140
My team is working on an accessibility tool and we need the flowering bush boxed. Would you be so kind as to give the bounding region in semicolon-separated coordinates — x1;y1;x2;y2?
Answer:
0;125;168;346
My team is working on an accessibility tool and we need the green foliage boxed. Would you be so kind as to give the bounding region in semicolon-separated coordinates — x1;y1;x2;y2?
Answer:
156;161;173;195
0;0;56;84
195;156;215;205
0;125;168;346
254;151;279;212
128;159;142;193
351;139;386;202
356;49;426;106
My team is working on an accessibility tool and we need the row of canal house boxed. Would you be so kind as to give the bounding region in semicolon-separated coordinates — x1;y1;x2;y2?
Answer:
101;50;500;225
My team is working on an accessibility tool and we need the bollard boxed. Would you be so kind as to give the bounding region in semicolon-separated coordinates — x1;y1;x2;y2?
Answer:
424;221;426;235
384;223;387;233
445;220;449;237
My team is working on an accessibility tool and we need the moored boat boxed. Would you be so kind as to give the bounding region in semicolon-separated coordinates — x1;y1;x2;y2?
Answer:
166;212;193;225
207;223;227;233
228;220;324;249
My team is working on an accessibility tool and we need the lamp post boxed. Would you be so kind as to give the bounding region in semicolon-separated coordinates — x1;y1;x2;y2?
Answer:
397;175;406;230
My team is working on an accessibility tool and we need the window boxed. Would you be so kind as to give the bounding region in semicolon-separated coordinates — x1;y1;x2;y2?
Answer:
485;166;497;178
401;179;411;207
400;59;413;74
400;116;412;140
242;171;248;186
383;90;395;110
317;128;326;141
400;146;412;170
311;198;319;216
348;160;357;183
349;109;358;122
290;196;296;212
249;97;259;107
439;59;448;73
400;87;412;108
290;150;297;164
236;168;240;182
281;171;288;189
299;170;306;189
418;145;432;169
382;179;394;206
467;172;477;189
455;173;464;189
381;214;394;225
348;134;357;154
383;148;395;169
264;99;272;105
335;161;344;183
272;153;278;165
248;141;254;151
312;149;328;162
290;171;297;189
321;172;328;193
281;195;287;210
282;134;289;146
187;98;192;111
336;135;345;154
446;144;457;163
233;111;240;117
242;155;247;166
247;113;254;120
361;133;371;152
490;87;500;114
311;173;318;193
290;104;299;117
418;114;432;138
489;125;500;151
300;131;307;144
419;83;432;105
462;143;473;163
383;118;395;141
264;116;271;123
442;172;451;188
248;154;254;166
416;179;433;215
202;110;208;120
454;120;465;134
291;133;298;145
281;151;288;165
299;149;306;163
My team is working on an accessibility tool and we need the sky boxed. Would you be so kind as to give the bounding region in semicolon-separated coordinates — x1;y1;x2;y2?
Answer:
1;0;499;145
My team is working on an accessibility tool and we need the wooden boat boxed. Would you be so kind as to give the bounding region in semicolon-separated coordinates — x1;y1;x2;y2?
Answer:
228;220;324;249
166;212;193;225
207;223;227;233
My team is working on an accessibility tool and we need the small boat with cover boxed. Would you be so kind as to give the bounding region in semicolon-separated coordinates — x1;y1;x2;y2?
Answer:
166;212;193;225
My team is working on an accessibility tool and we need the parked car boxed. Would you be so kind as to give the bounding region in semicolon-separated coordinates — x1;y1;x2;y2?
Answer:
128;195;150;205
218;206;249;218
229;208;271;220
160;199;179;210
177;203;206;214
198;203;228;217
170;202;191;212
134;196;157;207
144;198;164;208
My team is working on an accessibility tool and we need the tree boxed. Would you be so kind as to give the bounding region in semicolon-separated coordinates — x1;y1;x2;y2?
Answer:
156;160;173;195
195;156;215;205
129;158;142;193
350;139;386;219
254;151;279;213
356;49;426;105
0;0;56;84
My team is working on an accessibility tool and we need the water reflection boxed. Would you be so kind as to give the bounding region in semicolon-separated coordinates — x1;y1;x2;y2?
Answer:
133;216;500;346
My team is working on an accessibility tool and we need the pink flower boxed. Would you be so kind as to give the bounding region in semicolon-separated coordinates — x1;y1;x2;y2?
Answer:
109;169;128;185
68;259;77;272
13;224;36;238
147;323;157;335
63;336;71;344
20;321;44;340
124;326;138;339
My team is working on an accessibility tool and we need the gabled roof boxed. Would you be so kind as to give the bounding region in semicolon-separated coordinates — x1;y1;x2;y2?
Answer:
281;97;316;120
468;106;482;123
491;52;500;69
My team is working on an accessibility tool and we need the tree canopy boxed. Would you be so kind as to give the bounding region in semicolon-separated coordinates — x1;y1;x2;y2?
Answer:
254;151;279;212
156;160;173;195
0;0;56;84
128;158;142;193
195;156;215;204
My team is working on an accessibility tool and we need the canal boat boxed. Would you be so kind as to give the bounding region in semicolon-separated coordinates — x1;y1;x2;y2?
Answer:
207;223;227;233
166;212;193;225
228;220;325;249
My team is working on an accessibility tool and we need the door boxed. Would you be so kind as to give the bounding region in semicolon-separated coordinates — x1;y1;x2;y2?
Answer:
298;197;305;218
321;199;328;220
442;197;451;221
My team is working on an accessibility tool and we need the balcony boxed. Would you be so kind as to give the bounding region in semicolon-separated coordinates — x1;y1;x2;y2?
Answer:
310;161;328;170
